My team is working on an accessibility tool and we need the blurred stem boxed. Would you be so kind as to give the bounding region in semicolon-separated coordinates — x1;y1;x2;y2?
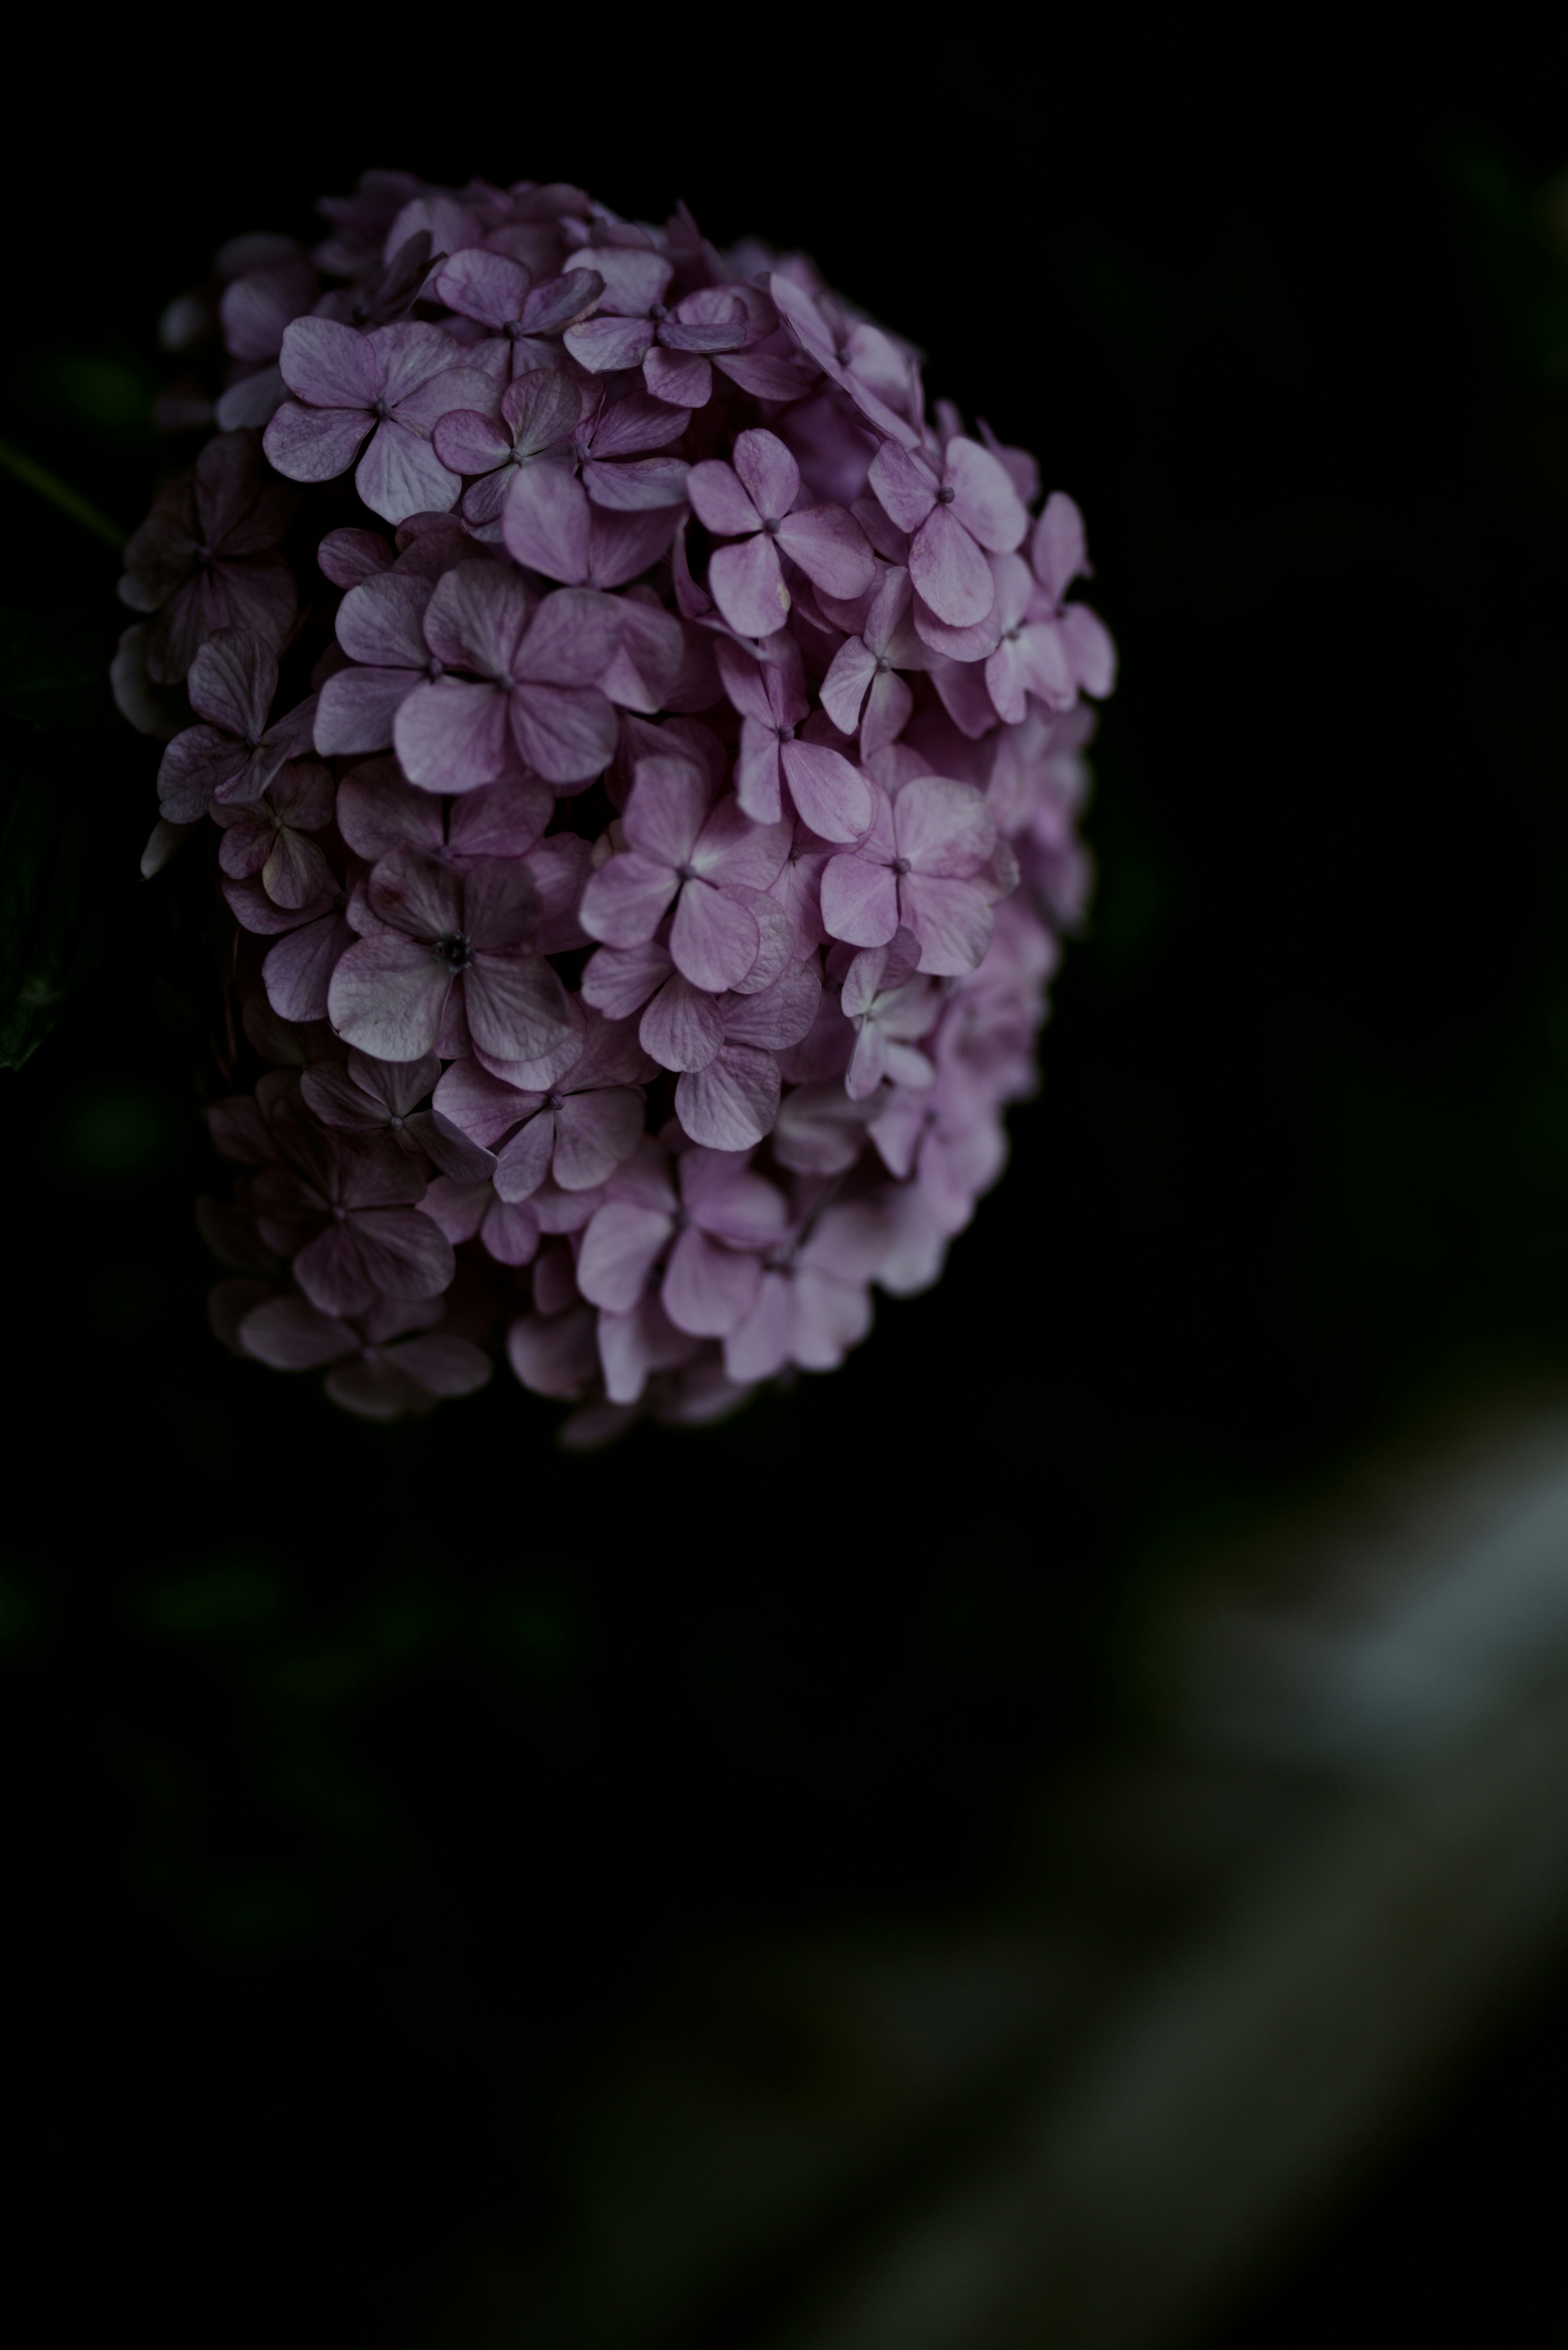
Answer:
0;439;126;550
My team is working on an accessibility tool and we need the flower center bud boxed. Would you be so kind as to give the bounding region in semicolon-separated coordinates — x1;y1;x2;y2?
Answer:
677;861;699;882
935;485;956;505
434;932;474;972
776;724;794;745
892;856;912;876
649;303;668;322
332;1205;348;1223
760;517;780;536
389;1115;404;1130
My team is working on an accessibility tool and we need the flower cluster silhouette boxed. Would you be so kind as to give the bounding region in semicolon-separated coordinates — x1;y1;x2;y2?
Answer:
119;169;1113;1436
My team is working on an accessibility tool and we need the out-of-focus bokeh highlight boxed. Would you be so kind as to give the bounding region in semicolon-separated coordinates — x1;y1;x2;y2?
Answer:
6;16;1568;2345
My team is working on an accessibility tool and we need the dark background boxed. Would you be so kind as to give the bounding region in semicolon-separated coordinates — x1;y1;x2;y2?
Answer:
5;10;1568;2341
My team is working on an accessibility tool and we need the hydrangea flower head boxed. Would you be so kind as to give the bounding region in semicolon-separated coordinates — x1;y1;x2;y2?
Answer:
120;169;1115;1431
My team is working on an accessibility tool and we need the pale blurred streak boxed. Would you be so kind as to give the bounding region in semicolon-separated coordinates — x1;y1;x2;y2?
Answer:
463;1392;1568;2350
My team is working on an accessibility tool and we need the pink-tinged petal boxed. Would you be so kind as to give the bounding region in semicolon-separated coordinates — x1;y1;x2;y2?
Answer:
845;1019;888;1099
493;1110;555;1202
577;1200;673;1311
868;438;939;535
483;1195;543;1265
910;504;996;627
984;637;1031;728
671;878;760;992
393;364;504;433
510;681;617;785
367;841;463;939
791;1264;873;1371
1013;621;1075;713
674;1045;781;1153
723;1269;793;1383
350;1204;456;1299
585;505;680;590
899;873;994;974
464;951;574;1064
566;1008;657;1090
861;669;913;760
434;247;529;330
329;934;450;1059
527;834;595;953
584;394;686;465
432;1057;536;1148
820;851;900;948
383;1333;492;1398
820;635;875;736
725;888;795;996
661;1224;761;1337
563;314;657;372
598;598;683;713
575;246;672;313
502;462;589;581
639;973;726;1072
910;592;1004;663
582;939;674;1019
189;628;276;737
642;347;710;406
776;503;875;599
301;1061;384;1129
731;428;800;521
686;459;762;538
355;419;460;526
516;586;624;687
432;406;513;476
715;348;821;402
264;397;373;485
895;776;996;877
371;319;476;405
520;270;604;337
263;827;332;911
394;677;510;793
336;760;444;858
263;911;354;1022
582;455;689;513
1059;603;1118;697
506;366;586;447
690;797;791;892
460;854;541;951
553;1087;644;1190
598;1293;699;1406
722;961;822;1051
279;316;377;408
735;725;784;825
1031;490;1089;603
713;633;786;726
944;436;1028;553
240;1296;356;1371
293;1224;376;1318
780;740;873;844
928;652;1001;741
622;753;710;865
447;779;550;863
708;535;790;639
507;1304;598;1396
419;1176;489;1244
315;664;418;755
421;557;532;673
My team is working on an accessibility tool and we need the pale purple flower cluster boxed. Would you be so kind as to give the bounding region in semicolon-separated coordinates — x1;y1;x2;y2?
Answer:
118;171;1113;1434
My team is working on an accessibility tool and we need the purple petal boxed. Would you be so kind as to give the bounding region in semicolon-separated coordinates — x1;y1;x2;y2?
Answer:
508;681;617;785
422;557;533;673
660;1224;761;1337
463;952;574;1065
157;727;240;821
434;247;528;330
519;270;604;337
723;1269;793;1382
493;1110;555;1202
586;390;687;459
292;1222;376;1318
897;874;994;974
622;752;709;865
432;1057;535;1148
329;934;450;1059
862;669;913;760
483;1195;544;1266
944;437;1028;554
460;855;541;951
894;776;996;878
385;1333;492;1398
820;850;900;948
394;677;510;793
239;1296;356;1371
577;1200;673;1312
673;1045;781;1152
579;855;680;950
581;939;674;1019
791;1264;873;1371
432;406;514;476
910;504;996;628
336;759;444;858
780;741;873;845
585;504;680;589
731;428;800;522
516;586;623;688
1031;490;1089;604
776;504;876;600
1060;602;1117;697
868;438;938;535
690;796;791;892
819;635;874;736
639;974;727;1071
263;910;354;1021
279;316;377;408
581;455;690;513
349;1204;456;1298
552;1087;644;1190
446;774;552;858
563;314;657;372
368;842;463;940
598;1293;699;1407
264;399;368;484
714;350;820;401
188;628;276;738
734;722;783;825
315;665;419;756
708;536;790;639
501;462;590;582
507;1304;598;1396
686;459;760;538
722;961;822;1051
910;591;1004;663
642;348;711;407
670;879;760;992
598;597;683;713
355;419;459;526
